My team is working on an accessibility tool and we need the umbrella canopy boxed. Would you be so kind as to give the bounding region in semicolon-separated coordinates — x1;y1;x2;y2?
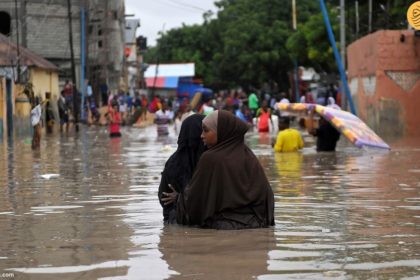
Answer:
277;103;390;150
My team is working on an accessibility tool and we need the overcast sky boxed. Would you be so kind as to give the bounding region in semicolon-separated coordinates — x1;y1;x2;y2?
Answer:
125;0;218;46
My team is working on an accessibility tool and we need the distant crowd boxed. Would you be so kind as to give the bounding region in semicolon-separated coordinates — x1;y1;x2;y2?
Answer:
50;80;342;152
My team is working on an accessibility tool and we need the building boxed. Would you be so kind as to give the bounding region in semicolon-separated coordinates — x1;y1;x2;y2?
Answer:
0;0;127;104
0;34;59;140
0;0;82;83
86;0;126;102
347;30;420;137
124;18;140;95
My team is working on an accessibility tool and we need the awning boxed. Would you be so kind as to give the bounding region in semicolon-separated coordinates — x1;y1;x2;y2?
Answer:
145;76;179;89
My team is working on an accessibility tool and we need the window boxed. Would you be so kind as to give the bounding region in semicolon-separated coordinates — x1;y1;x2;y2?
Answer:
0;11;11;36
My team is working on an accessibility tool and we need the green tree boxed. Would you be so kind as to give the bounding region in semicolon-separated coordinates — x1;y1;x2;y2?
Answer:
144;0;409;91
287;6;340;73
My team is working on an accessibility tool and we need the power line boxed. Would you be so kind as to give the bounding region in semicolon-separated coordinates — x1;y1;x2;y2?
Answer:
165;0;208;12
151;0;207;14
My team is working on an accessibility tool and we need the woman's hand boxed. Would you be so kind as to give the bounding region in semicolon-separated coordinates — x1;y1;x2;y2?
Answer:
162;184;178;205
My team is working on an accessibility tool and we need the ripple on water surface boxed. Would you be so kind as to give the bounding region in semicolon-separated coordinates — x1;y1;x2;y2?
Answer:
0;126;419;279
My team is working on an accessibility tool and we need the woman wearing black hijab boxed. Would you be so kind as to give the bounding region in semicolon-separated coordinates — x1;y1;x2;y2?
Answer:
177;110;275;229
158;114;206;224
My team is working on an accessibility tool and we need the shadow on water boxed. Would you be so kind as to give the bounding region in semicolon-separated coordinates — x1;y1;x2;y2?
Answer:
0;125;419;279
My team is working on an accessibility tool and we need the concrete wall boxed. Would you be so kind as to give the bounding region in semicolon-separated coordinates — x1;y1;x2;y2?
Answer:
0;0;127;93
23;1;81;60
347;30;420;137
0;0;81;82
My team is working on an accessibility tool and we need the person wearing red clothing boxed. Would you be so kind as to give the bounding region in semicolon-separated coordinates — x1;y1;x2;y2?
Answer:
108;101;122;138
256;100;273;132
141;94;148;121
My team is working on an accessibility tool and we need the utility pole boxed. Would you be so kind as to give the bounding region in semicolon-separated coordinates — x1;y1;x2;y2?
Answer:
292;0;297;31
67;0;79;132
80;4;86;122
355;0;359;37
85;0;90;88
340;0;346;110
368;0;372;33
103;0;109;90
340;0;345;68
319;0;356;115
292;0;299;102
14;0;20;84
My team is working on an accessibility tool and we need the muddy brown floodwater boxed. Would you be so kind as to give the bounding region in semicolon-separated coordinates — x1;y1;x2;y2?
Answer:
0;125;419;279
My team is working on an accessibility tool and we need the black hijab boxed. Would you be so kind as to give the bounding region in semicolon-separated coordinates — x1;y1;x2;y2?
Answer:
177;110;275;228
158;114;206;207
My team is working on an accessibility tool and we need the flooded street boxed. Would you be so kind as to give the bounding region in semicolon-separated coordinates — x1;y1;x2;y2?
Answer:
0;125;419;279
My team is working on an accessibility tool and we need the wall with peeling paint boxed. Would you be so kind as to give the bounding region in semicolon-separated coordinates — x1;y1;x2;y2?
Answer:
347;30;420;137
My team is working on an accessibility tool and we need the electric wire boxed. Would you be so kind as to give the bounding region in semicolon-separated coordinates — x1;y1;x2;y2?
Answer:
145;0;207;14
165;0;208;12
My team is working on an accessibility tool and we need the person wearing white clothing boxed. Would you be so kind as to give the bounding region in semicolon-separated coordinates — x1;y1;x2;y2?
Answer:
155;102;174;136
202;100;215;116
278;93;290;117
327;97;341;110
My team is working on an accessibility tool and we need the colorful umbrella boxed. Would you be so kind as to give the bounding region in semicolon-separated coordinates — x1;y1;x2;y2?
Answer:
277;103;390;150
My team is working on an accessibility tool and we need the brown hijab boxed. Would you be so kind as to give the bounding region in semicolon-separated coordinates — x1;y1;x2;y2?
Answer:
177;110;275;229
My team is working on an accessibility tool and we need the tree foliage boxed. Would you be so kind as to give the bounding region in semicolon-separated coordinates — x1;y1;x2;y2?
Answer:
144;0;410;91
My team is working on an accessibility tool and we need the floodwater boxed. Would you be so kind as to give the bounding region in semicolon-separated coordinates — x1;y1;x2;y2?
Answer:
0;125;419;280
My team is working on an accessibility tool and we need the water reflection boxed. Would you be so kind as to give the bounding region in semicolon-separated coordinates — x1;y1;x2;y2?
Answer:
159;226;275;279
267;146;420;279
0;127;134;279
273;152;304;191
0;126;419;279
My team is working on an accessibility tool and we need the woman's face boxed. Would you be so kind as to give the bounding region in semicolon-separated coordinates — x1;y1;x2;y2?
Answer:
201;124;217;148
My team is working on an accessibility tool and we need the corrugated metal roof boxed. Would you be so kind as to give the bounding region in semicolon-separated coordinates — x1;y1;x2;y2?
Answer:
0;34;58;70
144;63;195;78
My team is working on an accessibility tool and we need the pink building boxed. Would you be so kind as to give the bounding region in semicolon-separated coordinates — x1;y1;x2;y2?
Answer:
347;30;420;137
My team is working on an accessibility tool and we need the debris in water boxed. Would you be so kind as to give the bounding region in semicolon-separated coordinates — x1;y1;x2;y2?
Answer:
323;271;345;277
161;145;173;152
40;174;59;179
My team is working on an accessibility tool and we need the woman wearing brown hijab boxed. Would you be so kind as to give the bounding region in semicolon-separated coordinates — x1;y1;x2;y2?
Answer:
177;110;275;229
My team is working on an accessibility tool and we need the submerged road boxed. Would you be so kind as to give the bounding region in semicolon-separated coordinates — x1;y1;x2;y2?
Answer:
0;125;419;279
